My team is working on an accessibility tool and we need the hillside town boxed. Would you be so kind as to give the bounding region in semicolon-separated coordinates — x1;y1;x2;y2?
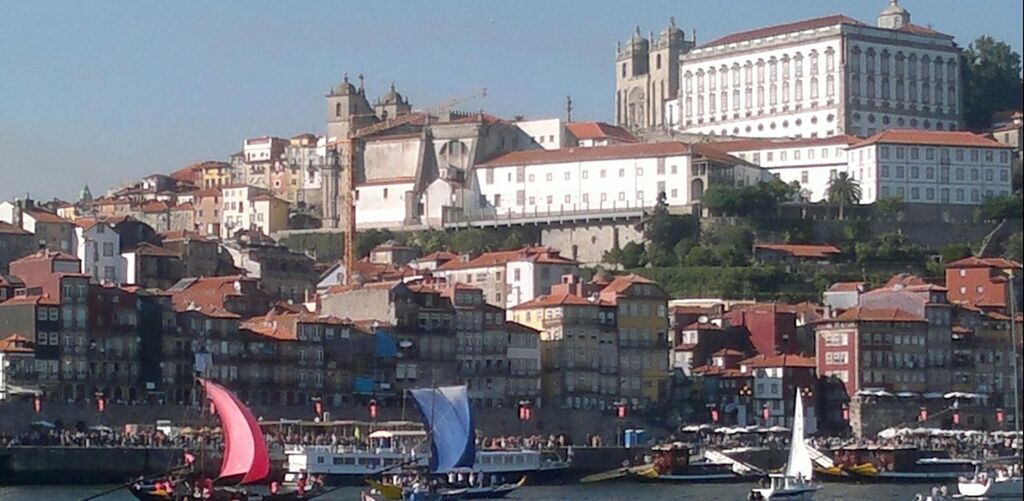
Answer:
1;1;1022;447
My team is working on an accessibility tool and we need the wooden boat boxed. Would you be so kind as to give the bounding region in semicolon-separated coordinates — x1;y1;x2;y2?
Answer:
360;385;479;501
128;378;327;501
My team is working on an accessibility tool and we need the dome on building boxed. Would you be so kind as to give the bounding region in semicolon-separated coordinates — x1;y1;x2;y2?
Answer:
661;17;683;38
381;82;404;105
880;0;908;16
332;75;356;96
628;26;649;50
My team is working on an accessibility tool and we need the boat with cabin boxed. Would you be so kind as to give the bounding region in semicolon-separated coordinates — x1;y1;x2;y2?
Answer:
830;445;978;482
286;429;566;486
631;442;763;483
748;389;820;500
360;385;526;501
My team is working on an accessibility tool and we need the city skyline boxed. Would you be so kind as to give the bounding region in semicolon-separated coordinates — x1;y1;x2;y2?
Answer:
2;0;1021;201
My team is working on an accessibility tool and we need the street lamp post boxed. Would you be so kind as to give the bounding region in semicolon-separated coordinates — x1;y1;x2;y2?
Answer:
738;385;753;426
615;400;627;446
311;395;323;421
95;390;106;426
518;400;532;439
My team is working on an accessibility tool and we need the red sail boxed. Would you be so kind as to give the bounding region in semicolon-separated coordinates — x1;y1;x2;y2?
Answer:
201;379;270;484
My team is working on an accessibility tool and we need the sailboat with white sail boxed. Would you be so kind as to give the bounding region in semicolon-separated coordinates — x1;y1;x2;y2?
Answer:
749;389;820;500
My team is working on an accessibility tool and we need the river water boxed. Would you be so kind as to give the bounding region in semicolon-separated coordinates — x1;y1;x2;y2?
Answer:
0;483;940;500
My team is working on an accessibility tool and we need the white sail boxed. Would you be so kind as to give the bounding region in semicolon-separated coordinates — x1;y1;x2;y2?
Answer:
784;389;814;481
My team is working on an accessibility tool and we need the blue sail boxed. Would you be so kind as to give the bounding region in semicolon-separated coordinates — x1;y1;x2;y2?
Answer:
410;385;475;473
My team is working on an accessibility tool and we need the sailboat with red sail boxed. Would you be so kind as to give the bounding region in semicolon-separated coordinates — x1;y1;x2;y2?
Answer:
127;379;322;501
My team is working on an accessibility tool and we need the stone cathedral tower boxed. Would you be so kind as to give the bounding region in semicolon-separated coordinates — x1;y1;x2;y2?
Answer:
615;18;693;132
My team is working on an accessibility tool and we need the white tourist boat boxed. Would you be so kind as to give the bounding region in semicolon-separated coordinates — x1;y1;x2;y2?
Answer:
749;390;820;500
956;466;1024;498
285;429;568;486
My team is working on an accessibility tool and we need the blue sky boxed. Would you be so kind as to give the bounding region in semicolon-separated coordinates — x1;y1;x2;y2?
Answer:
1;0;1021;201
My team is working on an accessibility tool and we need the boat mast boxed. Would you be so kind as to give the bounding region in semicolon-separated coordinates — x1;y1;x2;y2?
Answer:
1008;272;1021;433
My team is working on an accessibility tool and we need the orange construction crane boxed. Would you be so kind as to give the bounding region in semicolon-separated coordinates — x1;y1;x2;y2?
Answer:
340;87;487;285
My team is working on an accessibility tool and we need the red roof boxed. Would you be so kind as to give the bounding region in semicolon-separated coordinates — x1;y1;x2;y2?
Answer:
418;251;458;262
0;221;30;235
755;243;842;258
828;281;866;293
684;322;723;331
740;353;816;369
511;291;600;310
565;122;637;143
0;294;60;306
701;14;863;48
852;130;1011;149
898;23;952;38
0;334;34;354
169;275;255;313
712;348;746;357
947;256;1022;270
598;274;662;303
436;247;576;272
830;306;925;323
716;135;859;152
479;142;692;168
450;112;508;125
139;200;169;213
127;242;180;258
24;208;71;225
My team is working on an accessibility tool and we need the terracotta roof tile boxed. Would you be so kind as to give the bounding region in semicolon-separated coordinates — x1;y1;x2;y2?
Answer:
511;291;599;310
700;14;864;48
126;242;180;258
24;208;71;225
0;221;31;235
827;281;866;293
0;294;60;306
740;353;816;368
436;247;576;271
684;321;723;330
712;348;746;357
829;306;926;323
755;243;842;258
947;256;1022;269
716;135;859;152
0;334;34;353
565;122;637;143
852;130;1011;149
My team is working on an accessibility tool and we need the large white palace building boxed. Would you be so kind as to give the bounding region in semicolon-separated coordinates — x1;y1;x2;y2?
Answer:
669;1;962;139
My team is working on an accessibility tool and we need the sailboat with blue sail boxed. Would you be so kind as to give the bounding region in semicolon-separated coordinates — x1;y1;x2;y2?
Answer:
362;385;524;501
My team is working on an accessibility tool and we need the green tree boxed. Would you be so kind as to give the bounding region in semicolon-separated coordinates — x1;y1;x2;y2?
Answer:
977;193;1024;221
826;172;862;220
940;243;973;263
961;36;1024;130
1005;232;1023;263
874;197;904;220
619;241;646;269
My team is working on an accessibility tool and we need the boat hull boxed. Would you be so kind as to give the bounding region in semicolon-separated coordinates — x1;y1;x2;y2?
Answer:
957;477;1024;498
749;486;819;500
639;472;761;484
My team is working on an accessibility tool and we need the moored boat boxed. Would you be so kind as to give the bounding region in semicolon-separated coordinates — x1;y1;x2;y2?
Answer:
631;442;762;483
748;390;820;500
128;378;327;501
956;465;1024;498
830;445;978;482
